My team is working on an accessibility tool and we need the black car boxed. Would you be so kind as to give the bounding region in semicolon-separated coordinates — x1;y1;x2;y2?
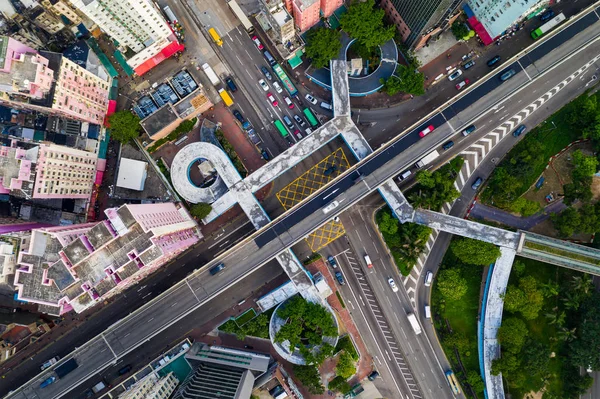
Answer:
540;9;555;22
324;165;337;176
513;125;526;137
260;66;272;80
368;371;380;381
293;114;306;127
233;110;244;123
209;263;225;275
225;77;237;92
327;255;337;268
118;365;132;375
261;149;270;161
335;271;345;285
487;55;501;67
463;60;475;70
442;141;454;150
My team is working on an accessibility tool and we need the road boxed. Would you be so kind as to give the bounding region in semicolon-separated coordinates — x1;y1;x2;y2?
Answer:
9;6;600;398
326;197;456;399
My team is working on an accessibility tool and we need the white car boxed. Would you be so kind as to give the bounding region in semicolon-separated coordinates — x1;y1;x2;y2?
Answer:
305;94;318;105
388;278;398;292
322;200;339;214
448;69;463;81
273;81;283;93
259;79;269;91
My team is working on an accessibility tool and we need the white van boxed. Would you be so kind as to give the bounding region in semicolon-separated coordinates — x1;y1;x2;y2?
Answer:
424;271;433;286
320;101;333;110
305;128;313;135
398;170;412;181
424;305;431;319
364;254;373;268
323;201;339;214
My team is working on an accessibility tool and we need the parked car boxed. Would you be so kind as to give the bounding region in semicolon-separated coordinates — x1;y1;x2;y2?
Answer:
324;165;337;176
448;69;463;81
293;114;306;127
267;93;278;106
261;149;270;160
225;77;237;92
455;79;470;90
463;60;475;69
471;177;483;190
327;255;337;268
368;371;380;381
335;271;345;285
388;278;398;292
259;79;269;91
487;55;501;67
305;94;318;105
251;35;263;50
118;364;133;375
260;66;272;80
272;81;283;93
513;124;526;137
419;124;435;138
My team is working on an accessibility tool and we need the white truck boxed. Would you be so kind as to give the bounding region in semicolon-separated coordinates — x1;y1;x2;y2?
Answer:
201;63;220;86
163;6;177;23
407;313;422;335
40;356;59;371
364;254;373;269
415;150;440;168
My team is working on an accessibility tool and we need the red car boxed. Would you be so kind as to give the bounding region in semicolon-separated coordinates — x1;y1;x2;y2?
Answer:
267;93;278;107
419;124;435;138
251;36;264;50
455;79;470;90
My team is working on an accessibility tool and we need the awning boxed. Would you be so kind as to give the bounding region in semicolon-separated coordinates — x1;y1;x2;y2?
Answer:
467;15;494;45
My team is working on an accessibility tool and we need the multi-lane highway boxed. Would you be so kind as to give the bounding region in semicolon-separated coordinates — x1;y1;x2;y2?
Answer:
9;4;600;398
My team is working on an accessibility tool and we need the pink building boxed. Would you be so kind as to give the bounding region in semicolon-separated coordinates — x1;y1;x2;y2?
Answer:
0;36;110;125
0;141;37;198
0;36;54;100
13;203;201;315
320;0;343;18
292;0;320;32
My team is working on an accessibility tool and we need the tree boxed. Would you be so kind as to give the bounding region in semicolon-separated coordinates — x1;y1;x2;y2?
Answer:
306;28;342;69
109;111;141;144
380;66;425;96
570;292;600;370
466;371;485;393
190;203;212;219
340;0;396;50
437;269;468;300
416;170;435;188
491;352;520;376
497;317;528;354
510;197;541;217
564;366;593;397
293;365;325;395
328;376;351;394
572;150;598;178
545;310;566;326
450;238;501;266
522;339;551;377
445;331;472;357
552;207;582;237
336;351;356;379
451;21;470;41
377;210;399;235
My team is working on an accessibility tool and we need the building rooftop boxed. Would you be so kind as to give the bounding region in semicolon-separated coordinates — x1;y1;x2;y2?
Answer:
140;104;178;137
116;158;148;191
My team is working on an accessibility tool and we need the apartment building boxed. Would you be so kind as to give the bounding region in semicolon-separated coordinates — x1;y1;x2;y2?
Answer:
119;372;179;399
70;0;183;75
40;0;85;26
13;203;201;315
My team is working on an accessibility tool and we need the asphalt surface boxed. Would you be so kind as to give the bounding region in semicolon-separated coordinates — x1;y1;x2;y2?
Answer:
470;200;566;229
327;195;457;399
9;5;600;398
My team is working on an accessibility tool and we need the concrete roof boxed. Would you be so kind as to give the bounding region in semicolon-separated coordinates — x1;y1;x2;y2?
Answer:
116;158;148;191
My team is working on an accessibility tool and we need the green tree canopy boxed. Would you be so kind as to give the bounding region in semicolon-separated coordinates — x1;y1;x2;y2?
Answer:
335;351;356;379
497;317;528;354
306;28;342;69
552;207;582;237
340;0;395;49
451;21;470;41
293;365;324;394
569;291;600;370
328;376;351;394
380;66;425;96
377;210;399;235
190;203;213;219
450;238;501;266
491;352;520;376
466;371;485;394
503;275;545;320
572;149;598;178
437;268;468;300
408;163;460;210
109;111;141;144
509;197;541;217
522;339;551;378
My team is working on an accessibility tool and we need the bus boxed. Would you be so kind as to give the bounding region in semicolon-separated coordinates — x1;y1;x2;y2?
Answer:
208;28;223;46
218;89;234;106
228;0;254;33
272;64;298;96
273;119;289;138
445;371;461;395
531;13;565;40
302;108;318;127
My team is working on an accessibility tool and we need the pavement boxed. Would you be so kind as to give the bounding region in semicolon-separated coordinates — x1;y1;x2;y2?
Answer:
469;199;566;230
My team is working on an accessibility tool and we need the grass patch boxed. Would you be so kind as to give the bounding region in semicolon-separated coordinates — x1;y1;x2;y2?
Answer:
335;335;359;361
431;243;484;398
157;159;172;186
219;308;275;339
523;241;600;265
235;308;257;326
148;118;196;153
335;291;346;308
303;252;322;265
215;129;247;178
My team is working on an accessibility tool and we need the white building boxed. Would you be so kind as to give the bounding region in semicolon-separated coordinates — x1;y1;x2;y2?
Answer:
70;0;183;75
119;372;179;399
